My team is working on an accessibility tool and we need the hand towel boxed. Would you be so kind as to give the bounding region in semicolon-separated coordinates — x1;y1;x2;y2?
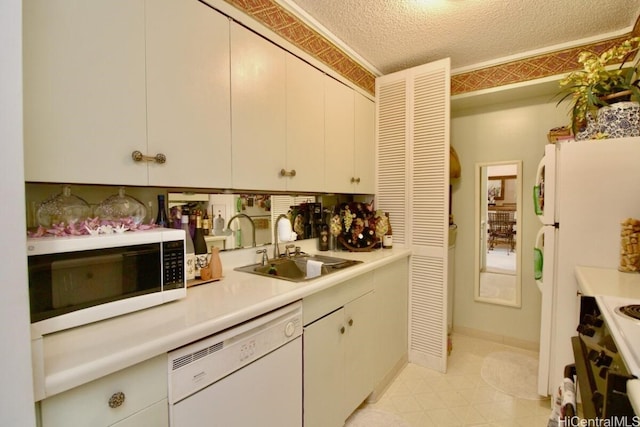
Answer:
306;260;323;279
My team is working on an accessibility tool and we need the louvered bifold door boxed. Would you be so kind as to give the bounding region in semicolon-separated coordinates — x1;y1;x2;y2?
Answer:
409;58;450;372
375;76;407;246
376;58;451;374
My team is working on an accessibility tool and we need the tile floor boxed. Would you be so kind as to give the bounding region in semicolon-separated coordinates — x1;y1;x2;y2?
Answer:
363;333;553;426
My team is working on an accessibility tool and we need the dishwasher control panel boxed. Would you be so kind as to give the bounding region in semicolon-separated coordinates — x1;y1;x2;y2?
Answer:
168;301;302;404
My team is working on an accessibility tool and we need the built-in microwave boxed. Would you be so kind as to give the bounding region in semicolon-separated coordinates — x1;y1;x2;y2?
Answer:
27;228;186;338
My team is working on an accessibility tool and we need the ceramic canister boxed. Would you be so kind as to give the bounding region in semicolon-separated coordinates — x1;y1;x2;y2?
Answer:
597;101;640;139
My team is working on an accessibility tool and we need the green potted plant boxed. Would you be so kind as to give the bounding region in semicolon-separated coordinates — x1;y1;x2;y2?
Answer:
557;37;640;139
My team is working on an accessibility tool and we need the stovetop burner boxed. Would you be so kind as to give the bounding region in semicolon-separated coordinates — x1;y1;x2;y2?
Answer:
616;304;640;321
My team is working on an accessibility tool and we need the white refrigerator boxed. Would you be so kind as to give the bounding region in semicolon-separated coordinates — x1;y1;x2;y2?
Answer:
533;137;640;396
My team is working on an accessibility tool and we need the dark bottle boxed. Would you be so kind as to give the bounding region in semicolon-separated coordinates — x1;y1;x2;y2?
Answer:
188;210;196;239
318;223;329;251
193;211;208;279
194;211;208;255
202;209;211;236
156;194;168;227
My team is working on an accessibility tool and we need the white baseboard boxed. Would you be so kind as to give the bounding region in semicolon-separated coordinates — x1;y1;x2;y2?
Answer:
453;325;539;352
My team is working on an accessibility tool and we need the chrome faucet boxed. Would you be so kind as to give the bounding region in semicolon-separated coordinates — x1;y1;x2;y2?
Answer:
256;248;268;266
285;244;295;258
273;214;291;259
226;213;256;248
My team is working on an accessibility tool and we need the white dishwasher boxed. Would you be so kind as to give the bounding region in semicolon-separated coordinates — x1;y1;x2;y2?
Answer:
168;301;303;427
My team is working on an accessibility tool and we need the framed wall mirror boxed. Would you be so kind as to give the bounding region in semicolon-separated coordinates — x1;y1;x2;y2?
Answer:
474;161;522;307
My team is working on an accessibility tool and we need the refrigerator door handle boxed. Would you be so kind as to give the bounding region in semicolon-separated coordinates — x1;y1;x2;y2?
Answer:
534;227;544;291
534;157;545;217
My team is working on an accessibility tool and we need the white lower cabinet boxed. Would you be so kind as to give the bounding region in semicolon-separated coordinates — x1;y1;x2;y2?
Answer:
111;399;168;427
371;258;409;396
303;274;374;427
39;355;168;427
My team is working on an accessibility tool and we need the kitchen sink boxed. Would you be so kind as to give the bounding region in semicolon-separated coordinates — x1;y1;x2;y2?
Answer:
234;254;362;282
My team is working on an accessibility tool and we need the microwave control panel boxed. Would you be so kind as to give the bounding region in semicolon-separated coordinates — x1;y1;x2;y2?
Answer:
163;240;185;290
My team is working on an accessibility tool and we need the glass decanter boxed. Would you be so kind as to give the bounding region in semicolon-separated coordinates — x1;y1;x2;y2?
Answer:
36;185;91;227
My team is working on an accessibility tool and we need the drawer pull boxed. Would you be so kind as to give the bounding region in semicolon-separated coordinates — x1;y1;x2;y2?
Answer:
340;326;345;335
348;318;354;326
280;169;296;177
108;391;126;409
131;150;167;164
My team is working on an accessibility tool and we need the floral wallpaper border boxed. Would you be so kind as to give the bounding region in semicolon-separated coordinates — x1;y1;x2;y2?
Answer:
224;0;640;97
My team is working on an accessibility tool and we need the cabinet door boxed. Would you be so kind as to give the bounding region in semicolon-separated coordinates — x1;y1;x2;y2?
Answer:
40;355;167;427
324;75;355;193
111;399;168;427
343;291;374;420
230;23;286;191
285;54;325;192
372;258;409;386
354;93;376;194
146;0;231;188
23;0;147;185
303;309;345;427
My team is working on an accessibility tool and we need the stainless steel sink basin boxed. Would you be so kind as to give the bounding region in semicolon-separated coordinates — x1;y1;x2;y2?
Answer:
234;254;362;282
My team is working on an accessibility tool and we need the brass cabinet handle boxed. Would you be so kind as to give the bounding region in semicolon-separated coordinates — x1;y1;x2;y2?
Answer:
280;169;296;177
131;150;166;164
348;318;354;327
108;391;125;409
340;326;345;334
350;177;361;183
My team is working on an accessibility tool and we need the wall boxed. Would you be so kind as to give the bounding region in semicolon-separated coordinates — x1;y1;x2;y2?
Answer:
451;94;566;346
1;0;37;425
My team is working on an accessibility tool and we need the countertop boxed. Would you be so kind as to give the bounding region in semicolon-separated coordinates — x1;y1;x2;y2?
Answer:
36;243;411;399
575;265;640;299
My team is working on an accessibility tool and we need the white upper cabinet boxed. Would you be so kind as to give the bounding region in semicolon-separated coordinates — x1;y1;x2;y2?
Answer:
24;0;371;194
230;23;287;191
285;54;326;192
146;0;231;188
354;93;375;194
324;76;355;193
324;78;375;194
24;0;232;188
23;0;148;185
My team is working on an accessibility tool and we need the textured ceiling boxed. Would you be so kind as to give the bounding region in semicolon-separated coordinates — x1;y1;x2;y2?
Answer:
284;0;640;75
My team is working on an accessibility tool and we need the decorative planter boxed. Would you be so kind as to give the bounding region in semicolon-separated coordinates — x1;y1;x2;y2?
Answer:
575;112;599;141
597;101;640;139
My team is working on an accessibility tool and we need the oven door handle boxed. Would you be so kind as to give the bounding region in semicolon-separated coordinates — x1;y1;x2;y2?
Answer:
571;336;600;419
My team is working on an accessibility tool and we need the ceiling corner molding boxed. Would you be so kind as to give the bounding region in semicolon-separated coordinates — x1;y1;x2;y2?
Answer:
222;0;376;95
452;14;640;96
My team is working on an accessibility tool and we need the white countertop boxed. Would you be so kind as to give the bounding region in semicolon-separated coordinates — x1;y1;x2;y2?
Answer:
37;244;411;399
575;265;640;299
